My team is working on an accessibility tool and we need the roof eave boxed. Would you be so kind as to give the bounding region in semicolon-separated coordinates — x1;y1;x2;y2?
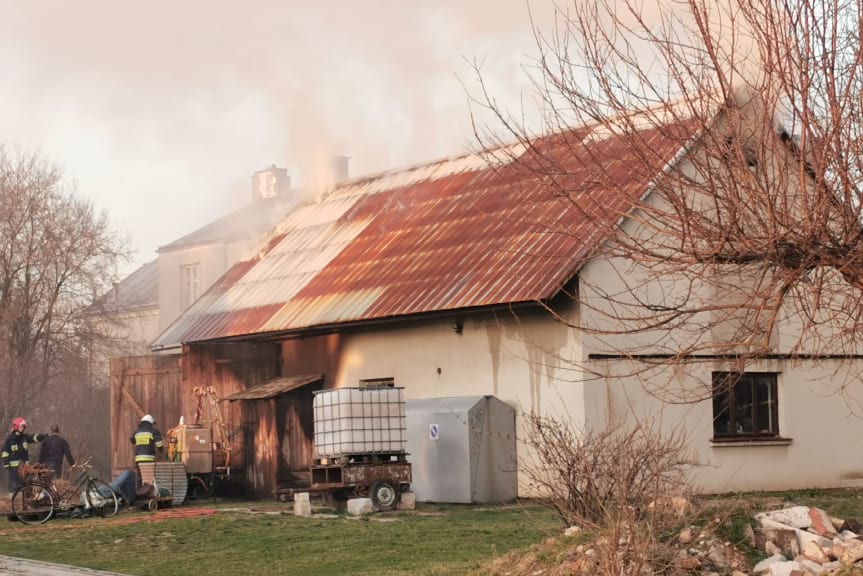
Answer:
177;299;556;347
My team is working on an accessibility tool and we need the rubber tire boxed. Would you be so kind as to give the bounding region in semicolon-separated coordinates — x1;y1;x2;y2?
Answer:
370;481;399;511
12;482;55;525
85;480;119;518
147;498;158;512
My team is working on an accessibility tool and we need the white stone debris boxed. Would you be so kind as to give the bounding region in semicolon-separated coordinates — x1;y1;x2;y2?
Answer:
754;504;863;576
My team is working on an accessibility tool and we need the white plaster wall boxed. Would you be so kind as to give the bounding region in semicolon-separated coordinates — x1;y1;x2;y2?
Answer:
575;146;863;493
311;307;589;494
599;358;863;493
114;308;161;350
158;238;258;332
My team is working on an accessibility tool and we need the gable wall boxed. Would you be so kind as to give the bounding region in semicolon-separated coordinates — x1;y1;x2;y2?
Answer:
576;149;863;493
158;238;259;332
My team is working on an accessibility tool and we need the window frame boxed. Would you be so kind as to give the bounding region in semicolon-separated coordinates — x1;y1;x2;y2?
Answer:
180;263;201;310
711;371;780;441
358;377;395;389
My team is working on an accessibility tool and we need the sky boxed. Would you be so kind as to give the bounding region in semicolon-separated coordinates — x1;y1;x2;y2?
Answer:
0;1;559;277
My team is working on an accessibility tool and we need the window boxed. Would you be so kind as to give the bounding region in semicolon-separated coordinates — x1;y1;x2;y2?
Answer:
359;378;394;389
180;264;201;310
712;372;778;439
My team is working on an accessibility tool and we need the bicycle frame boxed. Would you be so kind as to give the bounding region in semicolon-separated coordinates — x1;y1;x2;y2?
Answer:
12;459;119;524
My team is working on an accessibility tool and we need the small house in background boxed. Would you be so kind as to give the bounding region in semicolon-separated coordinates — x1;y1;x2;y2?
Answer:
111;94;863;500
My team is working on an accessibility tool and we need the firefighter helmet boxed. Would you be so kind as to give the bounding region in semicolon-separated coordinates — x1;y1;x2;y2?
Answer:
11;418;26;432
141;414;154;424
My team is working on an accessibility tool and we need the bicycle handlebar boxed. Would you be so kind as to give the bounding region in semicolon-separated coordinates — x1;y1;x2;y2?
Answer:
69;456;93;470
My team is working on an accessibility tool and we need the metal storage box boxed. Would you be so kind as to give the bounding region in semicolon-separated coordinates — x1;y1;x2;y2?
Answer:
180;426;213;474
405;395;517;504
313;388;407;457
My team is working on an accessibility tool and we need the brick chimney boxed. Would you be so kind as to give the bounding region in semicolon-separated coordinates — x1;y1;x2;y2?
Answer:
251;165;291;200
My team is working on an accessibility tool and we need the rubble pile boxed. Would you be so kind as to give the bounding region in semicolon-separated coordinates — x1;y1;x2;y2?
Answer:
486;500;863;576
554;519;751;575
752;505;863;575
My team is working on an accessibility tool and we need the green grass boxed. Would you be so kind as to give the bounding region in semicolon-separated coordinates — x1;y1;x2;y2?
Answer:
6;489;863;575
0;501;560;576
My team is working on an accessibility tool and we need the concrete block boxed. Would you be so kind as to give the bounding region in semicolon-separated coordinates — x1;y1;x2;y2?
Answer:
347;498;374;516
294;500;312;517
753;554;786;574
772;506;812;530
767;561;802;576
397;491;416;511
294;492;310;503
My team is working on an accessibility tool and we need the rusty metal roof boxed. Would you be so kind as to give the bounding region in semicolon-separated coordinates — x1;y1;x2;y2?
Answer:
154;119;697;347
225;373;324;401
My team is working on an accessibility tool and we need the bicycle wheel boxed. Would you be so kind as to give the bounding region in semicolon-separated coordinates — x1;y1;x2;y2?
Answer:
12;482;55;525
84;479;119;518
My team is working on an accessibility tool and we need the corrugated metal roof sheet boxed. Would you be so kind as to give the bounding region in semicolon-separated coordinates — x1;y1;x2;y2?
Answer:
225;373;323;401
154;119;699;347
95;258;159;312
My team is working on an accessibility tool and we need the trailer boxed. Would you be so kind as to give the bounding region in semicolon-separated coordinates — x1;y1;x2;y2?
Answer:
275;386;412;511
310;452;411;511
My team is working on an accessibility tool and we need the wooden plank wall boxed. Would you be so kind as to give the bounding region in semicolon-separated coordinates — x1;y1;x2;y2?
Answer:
109;354;182;476
242;400;277;497
276;383;322;488
183;342;280;496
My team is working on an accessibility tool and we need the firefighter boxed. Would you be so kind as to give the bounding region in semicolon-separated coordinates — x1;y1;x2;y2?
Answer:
130;414;164;487
2;418;46;496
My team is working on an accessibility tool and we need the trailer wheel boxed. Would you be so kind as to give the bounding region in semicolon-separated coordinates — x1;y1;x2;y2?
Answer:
370;481;399;511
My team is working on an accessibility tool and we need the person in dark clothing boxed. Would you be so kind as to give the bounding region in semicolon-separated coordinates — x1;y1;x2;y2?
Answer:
130;414;164;487
2;418;46;496
38;425;74;479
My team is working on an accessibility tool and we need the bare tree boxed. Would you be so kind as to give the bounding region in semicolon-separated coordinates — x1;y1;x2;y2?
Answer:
472;0;863;402
0;147;126;436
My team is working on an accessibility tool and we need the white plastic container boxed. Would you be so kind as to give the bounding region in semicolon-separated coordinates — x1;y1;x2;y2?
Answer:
313;388;407;456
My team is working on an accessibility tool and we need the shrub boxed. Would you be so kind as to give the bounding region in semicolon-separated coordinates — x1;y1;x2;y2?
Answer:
522;415;702;575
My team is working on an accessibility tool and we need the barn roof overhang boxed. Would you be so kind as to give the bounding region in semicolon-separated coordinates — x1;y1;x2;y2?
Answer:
180;298;555;347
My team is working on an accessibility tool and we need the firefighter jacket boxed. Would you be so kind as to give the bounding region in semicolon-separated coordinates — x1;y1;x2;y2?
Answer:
130;421;164;463
2;431;46;469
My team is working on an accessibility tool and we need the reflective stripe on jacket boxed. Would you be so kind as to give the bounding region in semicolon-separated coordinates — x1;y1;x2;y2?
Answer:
2;432;45;469
130;422;164;464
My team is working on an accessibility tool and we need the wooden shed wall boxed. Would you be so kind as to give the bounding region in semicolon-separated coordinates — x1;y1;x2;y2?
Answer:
110;354;182;476
276;383;321;488
183;342;280;495
241;400;277;497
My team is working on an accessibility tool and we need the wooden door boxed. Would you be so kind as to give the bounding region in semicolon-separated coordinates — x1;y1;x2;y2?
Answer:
109;355;182;476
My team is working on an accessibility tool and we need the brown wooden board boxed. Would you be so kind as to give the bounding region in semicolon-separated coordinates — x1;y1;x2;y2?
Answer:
110;355;182;477
183;342;280;498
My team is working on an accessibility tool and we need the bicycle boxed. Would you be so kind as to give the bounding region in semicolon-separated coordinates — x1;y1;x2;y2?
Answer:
11;457;119;525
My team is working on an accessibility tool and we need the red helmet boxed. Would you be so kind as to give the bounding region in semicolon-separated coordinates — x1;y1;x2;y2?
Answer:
11;418;26;432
